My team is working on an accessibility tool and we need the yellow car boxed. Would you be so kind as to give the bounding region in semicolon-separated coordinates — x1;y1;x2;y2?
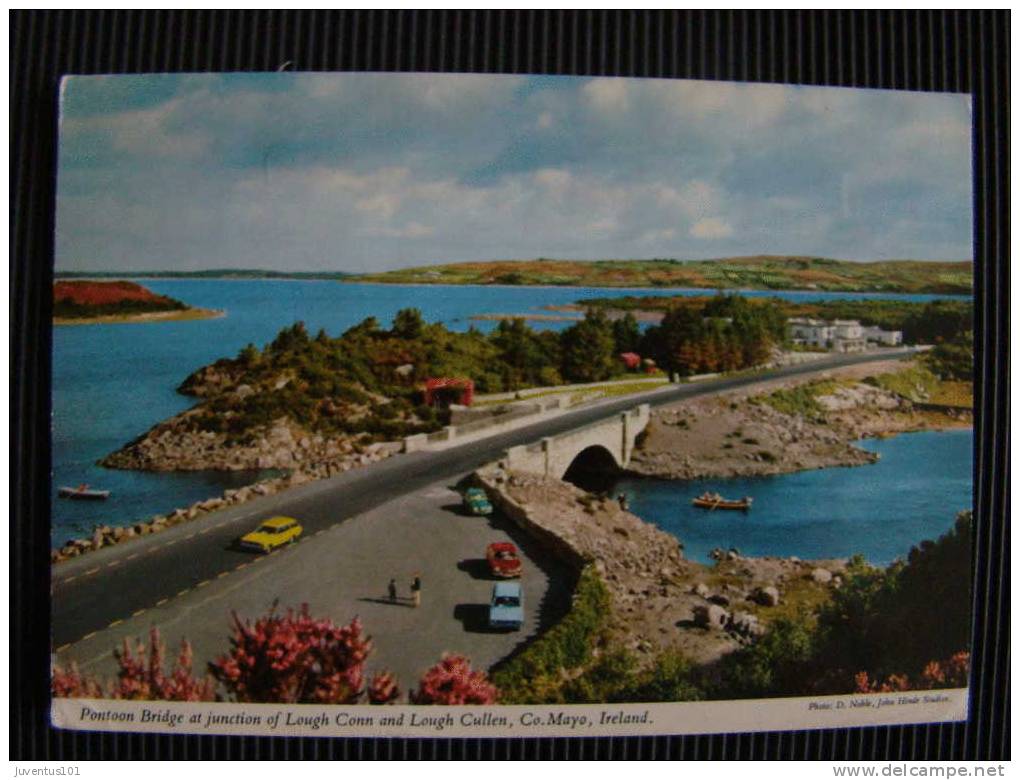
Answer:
239;516;303;553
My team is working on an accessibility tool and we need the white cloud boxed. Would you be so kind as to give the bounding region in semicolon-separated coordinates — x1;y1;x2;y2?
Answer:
583;78;630;113
55;73;973;271
689;217;734;240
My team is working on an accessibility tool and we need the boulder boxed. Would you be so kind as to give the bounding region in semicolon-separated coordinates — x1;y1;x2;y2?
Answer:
729;611;765;638
811;567;834;584
693;604;730;630
693;582;710;598
750;585;781;607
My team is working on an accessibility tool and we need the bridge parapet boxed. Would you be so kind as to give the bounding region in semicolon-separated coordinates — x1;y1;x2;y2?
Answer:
500;403;650;479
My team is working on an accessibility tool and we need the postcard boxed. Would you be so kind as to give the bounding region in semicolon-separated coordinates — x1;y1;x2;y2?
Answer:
50;72;973;738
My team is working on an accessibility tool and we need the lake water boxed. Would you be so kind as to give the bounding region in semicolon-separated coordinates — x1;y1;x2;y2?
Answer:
610;429;973;566
51;280;966;544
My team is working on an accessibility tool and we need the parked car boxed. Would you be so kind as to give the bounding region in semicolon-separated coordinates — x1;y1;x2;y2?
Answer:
239;516;303;553
486;541;522;578
488;581;524;631
462;487;493;516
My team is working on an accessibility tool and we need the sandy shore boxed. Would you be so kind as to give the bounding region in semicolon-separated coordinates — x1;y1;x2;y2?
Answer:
54;308;224;326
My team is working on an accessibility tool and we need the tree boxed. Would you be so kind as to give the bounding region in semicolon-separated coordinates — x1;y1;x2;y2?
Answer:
612;313;642;355
490;318;555;389
391;308;425;340
237;343;261;367
560;309;617;382
643;306;703;378
269;321;310;354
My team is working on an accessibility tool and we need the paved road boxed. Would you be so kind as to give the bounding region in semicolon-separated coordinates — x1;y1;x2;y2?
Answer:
56;478;575;687
52;347;920;648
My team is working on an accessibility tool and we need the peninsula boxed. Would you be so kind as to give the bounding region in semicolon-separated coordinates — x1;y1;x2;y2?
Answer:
53;280;221;325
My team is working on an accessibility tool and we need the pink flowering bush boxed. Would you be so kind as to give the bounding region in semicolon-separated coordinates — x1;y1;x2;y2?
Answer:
52;628;214;701
367;671;401;704
209;604;373;703
411;653;498;705
54;605;502;705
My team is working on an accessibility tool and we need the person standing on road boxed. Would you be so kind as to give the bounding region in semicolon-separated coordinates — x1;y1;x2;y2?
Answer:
411;573;422;608
388;578;398;603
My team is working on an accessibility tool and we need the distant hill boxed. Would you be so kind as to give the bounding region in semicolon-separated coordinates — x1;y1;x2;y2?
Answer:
348;256;972;295
55;269;354;281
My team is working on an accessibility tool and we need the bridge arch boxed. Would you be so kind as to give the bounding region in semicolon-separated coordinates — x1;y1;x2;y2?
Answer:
562;445;623;491
500;404;650;482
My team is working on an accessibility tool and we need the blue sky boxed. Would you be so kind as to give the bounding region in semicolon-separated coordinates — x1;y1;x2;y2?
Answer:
56;73;972;272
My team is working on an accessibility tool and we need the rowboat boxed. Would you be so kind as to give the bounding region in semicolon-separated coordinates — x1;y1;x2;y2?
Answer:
692;492;752;511
58;484;110;500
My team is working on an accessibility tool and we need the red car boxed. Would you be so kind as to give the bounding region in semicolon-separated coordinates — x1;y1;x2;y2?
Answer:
486;542;523;578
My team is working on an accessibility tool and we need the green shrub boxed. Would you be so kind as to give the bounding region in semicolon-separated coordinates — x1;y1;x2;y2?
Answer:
490;565;610;703
709;613;817;699
615;650;702;703
760;380;839;421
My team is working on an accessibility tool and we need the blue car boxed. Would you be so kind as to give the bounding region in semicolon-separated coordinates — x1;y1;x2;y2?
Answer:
488;581;524;630
463;487;493;516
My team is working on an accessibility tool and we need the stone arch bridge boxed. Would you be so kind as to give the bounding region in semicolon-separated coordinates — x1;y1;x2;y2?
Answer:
498;404;650;480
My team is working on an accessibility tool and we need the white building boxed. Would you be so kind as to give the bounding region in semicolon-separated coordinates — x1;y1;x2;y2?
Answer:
788;318;834;349
862;325;903;346
788;317;901;352
831;320;867;352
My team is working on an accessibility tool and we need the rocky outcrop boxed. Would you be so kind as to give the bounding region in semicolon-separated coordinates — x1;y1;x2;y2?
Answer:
628;396;879;481
102;414;400;476
628;372;969;482
176;361;247;397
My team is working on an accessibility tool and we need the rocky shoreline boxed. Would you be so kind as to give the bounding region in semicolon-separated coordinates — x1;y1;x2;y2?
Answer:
628;367;970;482
53;307;224;326
477;469;846;667
101;414;400;475
52;436;400;563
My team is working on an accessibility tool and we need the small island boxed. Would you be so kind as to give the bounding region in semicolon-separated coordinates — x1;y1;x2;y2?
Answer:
53;280;222;325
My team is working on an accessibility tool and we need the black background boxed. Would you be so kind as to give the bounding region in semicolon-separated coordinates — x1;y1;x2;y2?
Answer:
11;10;1009;760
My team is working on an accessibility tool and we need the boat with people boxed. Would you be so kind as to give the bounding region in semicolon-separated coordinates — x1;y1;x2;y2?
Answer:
58;483;110;501
691;491;753;511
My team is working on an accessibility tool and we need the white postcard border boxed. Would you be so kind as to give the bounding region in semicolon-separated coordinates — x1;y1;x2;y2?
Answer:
52;689;968;739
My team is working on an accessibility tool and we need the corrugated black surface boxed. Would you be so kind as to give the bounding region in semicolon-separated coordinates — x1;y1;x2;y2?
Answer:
10;10;1009;760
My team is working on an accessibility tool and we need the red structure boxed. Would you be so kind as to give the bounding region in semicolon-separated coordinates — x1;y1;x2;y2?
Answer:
423;377;475;407
619;352;641;370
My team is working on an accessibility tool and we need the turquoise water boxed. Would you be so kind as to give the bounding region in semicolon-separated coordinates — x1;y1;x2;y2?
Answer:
51;280;966;543
610;429;973;566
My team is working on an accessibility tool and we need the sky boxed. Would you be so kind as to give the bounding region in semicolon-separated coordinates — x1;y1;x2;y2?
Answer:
56;73;973;273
